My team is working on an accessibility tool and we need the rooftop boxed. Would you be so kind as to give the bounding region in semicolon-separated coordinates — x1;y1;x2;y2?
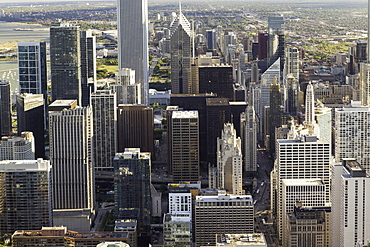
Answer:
172;110;198;119
282;179;324;186
216;233;267;246
0;159;50;172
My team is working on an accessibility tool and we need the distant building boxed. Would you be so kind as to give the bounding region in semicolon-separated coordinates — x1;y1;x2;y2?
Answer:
0;80;12;136
0;132;34;160
12;227;131;247
0;159;51;237
240;106;257;176
206;29;217;50
80;30;96;106
195;191;254;246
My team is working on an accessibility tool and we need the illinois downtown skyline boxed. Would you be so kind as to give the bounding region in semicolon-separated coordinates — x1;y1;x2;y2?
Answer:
0;0;369;246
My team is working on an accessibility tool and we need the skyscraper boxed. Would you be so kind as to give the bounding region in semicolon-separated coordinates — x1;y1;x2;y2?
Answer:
216;123;243;195
334;102;370;173
91;90;117;181
0;80;12;136
241;106;257;176
16;93;45;158
115;68;141;105
268;17;285;67
117;0;148;105
169;111;199;182
114;148;151;228
50;25;81;103
170;10;192;94
305;82;315;126
0;159;52;236
80;30;96;107
359;63;370;106
49;101;94;210
284;46;299;80
17;42;47;96
206;29;216;50
0;132;34;161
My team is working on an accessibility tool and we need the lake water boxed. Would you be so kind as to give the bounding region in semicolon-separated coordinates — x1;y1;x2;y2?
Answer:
0;21;49;92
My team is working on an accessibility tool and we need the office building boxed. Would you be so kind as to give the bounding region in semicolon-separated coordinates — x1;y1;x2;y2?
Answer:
17;42;47;98
360;62;370;106
91;90;117;181
117;0;148;105
258;32;269;61
16;93;45;158
334;102;370;173
117;104;154;154
305;82;315;126
170;11;192;94
198;65;235;100
169;111;199;182
216;123;243;195
281;179;326;246
268;17;285;67
49;101;94;210
50;25;81;103
268;77;283;152
241;106;257;176
114;219;137;247
283;75;299;115
80;30;96;106
216;234;267;247
0;80;11;136
284;46;299;80
12;227;131;247
114;148;151;228
206;29;217;50
274;136;331;239
0;132;34;160
331;159;370;247
285;206;331;247
195;192;254;246
0;159;52;236
163;213;192;247
115;68;141;104
169;192;192;214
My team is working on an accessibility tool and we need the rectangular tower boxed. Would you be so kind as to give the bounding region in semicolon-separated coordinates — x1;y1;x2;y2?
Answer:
80;30;96;107
49;101;94;210
0;80;11;136
0;159;52;236
91;90;117;181
0;132;34;160
117;0;148;104
170;111;199;182
50;26;81;103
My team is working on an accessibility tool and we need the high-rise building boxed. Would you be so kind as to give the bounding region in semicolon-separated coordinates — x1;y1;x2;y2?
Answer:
170;11;192;94
305;82;315;126
169;111;199;182
0;159;52;236
117;104;154;155
0;80;11;136
114;148;151;228
0;132;34;160
268;77;283;152
91;90;117;181
359;62;370;106
195;192;254;246
16;93;45;158
268;17;285;67
163;214;191;247
331;159;370;247
241;106;257;176
281;179;326;246
117;0;148;105
283;75;299;115
17;42;47;97
334;102;370;173
258;32;269;60
216;123;243;195
49;101;94;210
284;46;299;80
206;29;217;50
80;30;96;107
273;136;331;239
115;68;141;104
285;206;331;247
50;25;81;103
198;65;235;100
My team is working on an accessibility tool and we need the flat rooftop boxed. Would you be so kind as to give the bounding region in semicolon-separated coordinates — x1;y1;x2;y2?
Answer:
172;110;198;119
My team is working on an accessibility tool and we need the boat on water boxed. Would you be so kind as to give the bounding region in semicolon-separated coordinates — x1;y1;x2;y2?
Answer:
14;28;33;31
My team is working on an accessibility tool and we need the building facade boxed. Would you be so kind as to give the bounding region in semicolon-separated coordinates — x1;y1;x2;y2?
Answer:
0;159;52;236
0;80;11;136
0;132;34;160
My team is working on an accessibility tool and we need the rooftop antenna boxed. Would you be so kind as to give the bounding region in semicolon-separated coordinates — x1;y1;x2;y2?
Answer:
179;0;182;15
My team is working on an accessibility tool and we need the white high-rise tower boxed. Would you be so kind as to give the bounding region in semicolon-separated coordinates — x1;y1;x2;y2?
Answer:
117;0;148;105
305;82;315;126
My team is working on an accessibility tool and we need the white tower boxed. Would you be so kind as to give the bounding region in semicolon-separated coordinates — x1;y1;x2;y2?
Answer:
305;82;315;126
117;0;148;105
216;123;243;195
